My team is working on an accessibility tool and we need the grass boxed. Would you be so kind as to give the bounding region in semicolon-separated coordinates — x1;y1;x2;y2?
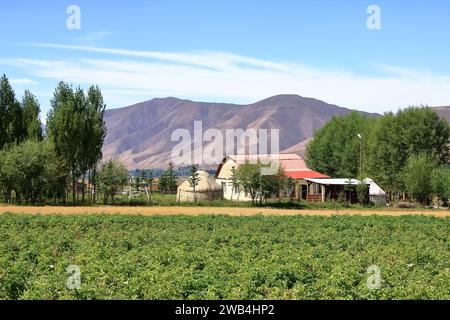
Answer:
0;193;392;210
0;213;448;300
4;192;447;212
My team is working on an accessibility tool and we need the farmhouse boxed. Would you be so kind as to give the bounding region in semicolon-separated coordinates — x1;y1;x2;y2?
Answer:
215;154;329;201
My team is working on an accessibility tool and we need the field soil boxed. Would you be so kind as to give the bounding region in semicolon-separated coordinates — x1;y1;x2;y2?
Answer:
0;205;449;217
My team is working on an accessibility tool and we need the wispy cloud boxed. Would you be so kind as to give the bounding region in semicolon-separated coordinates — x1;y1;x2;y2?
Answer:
72;31;112;46
27;43;288;72
3;44;450;112
9;78;38;85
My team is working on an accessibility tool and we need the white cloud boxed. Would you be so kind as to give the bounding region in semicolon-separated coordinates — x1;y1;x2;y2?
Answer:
3;44;450;113
74;31;111;44
9;78;38;85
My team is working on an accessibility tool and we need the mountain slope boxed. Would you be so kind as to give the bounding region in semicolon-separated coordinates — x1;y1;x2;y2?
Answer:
103;94;379;169
434;106;450;122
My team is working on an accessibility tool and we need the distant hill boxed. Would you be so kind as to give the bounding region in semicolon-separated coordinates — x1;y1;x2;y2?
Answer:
434;106;450;122
103;94;379;169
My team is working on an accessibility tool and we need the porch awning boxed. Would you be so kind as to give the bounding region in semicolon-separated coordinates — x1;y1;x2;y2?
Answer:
305;178;364;185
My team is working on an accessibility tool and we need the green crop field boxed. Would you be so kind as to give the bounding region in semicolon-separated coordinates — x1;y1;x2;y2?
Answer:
0;213;449;300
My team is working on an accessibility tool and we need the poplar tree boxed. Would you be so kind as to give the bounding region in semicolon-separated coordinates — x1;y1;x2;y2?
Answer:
84;85;106;203
47;82;82;203
21;90;43;141
0;74;23;146
188;164;200;204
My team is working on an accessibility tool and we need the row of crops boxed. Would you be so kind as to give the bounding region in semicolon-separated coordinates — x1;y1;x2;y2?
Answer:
0;213;449;299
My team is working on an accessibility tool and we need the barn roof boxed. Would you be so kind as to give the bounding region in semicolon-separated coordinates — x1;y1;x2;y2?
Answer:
216;154;329;179
285;170;330;179
227;154;309;172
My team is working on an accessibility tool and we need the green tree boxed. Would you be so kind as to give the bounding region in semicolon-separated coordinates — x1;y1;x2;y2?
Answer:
286;177;295;203
46;83;106;203
47;82;81;202
236;163;261;205
43;145;70;204
97;159;128;204
0;140;68;203
432;166;450;208
366;107;449;198
84;85;107;203
356;181;369;205
73;87;88;202
145;170;154;203
165;162;178;193
230;166;239;202
306;112;372;178
188;164;200;204
402;154;436;206
159;171;168;193
235;162;285;205
0;74;24;147
21;90;43;141
134;175;141;192
138;170;146;194
0;145;18;202
268;167;287;203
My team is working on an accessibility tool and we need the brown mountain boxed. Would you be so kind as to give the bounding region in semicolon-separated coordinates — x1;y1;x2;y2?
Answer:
103;94;379;169
434;106;450;122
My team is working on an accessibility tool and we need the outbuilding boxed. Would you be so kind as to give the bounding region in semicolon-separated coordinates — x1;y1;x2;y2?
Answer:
363;178;387;206
305;178;368;203
177;170;223;202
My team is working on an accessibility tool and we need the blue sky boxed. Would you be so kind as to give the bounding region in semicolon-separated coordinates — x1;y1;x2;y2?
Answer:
1;0;450;118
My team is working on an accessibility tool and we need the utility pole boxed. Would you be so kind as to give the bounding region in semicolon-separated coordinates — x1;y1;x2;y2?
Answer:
357;133;363;177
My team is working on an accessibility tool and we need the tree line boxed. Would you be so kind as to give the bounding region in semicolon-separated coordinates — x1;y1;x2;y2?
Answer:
306;108;450;206
0;75;107;204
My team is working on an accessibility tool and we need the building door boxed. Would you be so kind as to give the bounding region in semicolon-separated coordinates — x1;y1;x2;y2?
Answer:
301;185;307;200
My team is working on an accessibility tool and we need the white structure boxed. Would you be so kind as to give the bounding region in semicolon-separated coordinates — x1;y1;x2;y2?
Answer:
363;178;387;206
215;155;252;201
177;170;223;202
305;178;364;202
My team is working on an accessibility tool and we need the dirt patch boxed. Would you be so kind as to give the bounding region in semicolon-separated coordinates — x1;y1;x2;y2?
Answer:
0;205;449;217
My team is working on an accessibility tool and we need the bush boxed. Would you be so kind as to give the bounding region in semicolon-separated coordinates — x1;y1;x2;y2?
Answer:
394;202;417;209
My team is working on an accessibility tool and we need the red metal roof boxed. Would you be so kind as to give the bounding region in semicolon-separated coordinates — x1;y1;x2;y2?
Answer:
216;154;329;180
285;170;330;179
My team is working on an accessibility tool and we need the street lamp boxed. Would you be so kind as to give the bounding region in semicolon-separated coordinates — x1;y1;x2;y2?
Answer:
357;134;363;177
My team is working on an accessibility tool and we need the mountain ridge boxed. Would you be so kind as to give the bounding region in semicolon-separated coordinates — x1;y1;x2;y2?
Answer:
103;95;447;169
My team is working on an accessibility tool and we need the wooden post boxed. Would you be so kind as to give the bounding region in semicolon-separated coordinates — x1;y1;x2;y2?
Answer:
306;182;310;202
321;185;326;203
